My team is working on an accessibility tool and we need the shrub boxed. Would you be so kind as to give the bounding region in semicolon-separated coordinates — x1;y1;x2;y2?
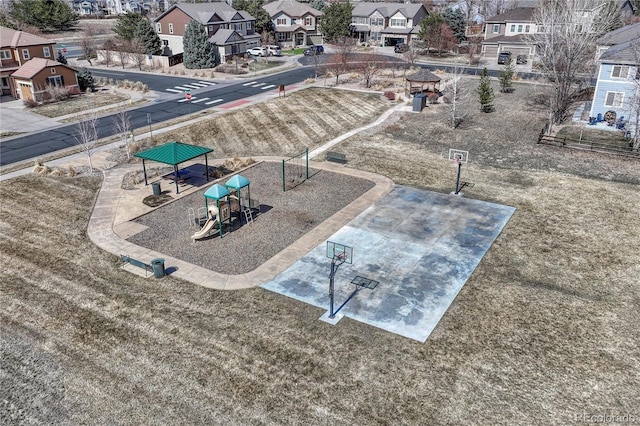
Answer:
23;98;38;108
427;92;439;104
383;91;395;100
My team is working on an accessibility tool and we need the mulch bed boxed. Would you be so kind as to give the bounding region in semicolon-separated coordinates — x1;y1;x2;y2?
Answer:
127;161;375;274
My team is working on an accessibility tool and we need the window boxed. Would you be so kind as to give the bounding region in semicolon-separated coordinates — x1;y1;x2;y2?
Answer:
47;75;63;86
278;32;286;42
43;46;51;57
156;23;162;33
517;24;523;32
510;24;515;32
370;32;380;41
370;17;383;26
247;21;252;30
168;23;174;34
390;18;406;27
22;49;30;60
276;18;286;25
208;25;214;32
234;23;242;31
493;24;500;33
51;67;56;74
611;66;630;78
525;24;530;32
305;17;312;26
0;50;11;59
604;91;624;107
1;77;8;87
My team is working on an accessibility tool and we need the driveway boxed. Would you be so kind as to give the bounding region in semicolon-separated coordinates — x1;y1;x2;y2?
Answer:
0;98;62;133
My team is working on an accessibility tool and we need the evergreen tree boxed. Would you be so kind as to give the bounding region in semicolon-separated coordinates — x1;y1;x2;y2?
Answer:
476;68;494;112
77;67;95;92
499;58;515;93
134;19;162;55
56;50;68;64
443;8;466;42
183;21;216;69
113;12;144;40
309;0;324;12
10;0;77;31
321;2;353;41
0;12;17;29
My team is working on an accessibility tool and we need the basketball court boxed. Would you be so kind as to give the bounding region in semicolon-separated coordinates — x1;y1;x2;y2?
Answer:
261;185;515;342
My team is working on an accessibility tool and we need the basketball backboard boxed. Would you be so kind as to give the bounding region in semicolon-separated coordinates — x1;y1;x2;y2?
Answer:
326;241;353;264
448;148;469;163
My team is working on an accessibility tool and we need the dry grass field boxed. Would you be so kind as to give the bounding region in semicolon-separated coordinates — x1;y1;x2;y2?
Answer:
1;82;639;425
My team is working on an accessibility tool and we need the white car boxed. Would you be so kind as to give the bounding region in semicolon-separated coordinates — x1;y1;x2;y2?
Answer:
247;47;267;57
266;45;282;56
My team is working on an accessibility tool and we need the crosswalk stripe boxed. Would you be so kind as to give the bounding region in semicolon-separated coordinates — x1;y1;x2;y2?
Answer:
191;98;209;103
178;97;196;103
190;82;209;87
181;84;201;89
205;99;223;105
166;88;182;93
243;81;257;86
252;82;265;87
175;86;191;90
198;81;216;86
262;84;275;90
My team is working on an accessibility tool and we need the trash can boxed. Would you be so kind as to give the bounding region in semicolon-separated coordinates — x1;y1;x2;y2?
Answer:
152;181;161;196
151;258;165;278
597;113;603;122
413;94;426;112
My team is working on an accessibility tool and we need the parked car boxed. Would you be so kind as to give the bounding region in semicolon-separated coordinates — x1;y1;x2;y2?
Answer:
247;46;267;57
266;45;282;56
394;43;409;53
516;54;528;64
303;45;324;56
497;52;512;64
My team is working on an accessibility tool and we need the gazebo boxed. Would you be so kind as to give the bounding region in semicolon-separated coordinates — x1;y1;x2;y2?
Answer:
203;184;230;238
225;174;251;210
134;141;213;194
405;69;441;96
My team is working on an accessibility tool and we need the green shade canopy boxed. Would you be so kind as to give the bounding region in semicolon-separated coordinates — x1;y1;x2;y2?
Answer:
225;174;249;190
204;184;230;200
134;141;213;165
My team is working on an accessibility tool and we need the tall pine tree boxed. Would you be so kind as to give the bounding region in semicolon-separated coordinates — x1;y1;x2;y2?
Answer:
476;68;494;112
321;2;352;41
443;8;466;42
113;12;144;40
134;19;162;55
499;58;515;93
183;21;216;69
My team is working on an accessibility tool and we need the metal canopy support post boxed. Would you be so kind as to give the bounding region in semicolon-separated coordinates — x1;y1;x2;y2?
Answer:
205;154;209;182
142;159;148;185
174;164;179;194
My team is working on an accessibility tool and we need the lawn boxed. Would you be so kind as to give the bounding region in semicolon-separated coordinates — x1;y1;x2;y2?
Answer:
1;80;639;424
30;91;130;118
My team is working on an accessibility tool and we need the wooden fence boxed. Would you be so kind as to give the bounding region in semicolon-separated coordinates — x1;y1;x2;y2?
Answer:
537;128;640;158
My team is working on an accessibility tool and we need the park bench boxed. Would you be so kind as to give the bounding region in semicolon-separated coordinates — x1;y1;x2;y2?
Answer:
326;151;347;164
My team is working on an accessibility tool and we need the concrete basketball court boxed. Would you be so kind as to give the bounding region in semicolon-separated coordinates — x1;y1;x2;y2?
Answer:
262;185;515;342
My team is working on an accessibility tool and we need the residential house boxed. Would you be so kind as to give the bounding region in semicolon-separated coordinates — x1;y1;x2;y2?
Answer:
263;0;323;47
350;3;428;47
589;37;640;129
153;3;259;63
481;7;537;61
0;26;60;98
595;21;640;59
73;0;104;16
11;58;79;101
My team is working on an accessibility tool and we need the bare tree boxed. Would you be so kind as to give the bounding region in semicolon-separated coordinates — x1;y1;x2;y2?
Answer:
102;38;117;67
354;53;380;88
130;40;147;71
112;106;132;160
78;25;98;65
403;47;420;67
74;113;98;173
325;36;356;85
528;0;616;127
447;66;469;129
116;39;130;69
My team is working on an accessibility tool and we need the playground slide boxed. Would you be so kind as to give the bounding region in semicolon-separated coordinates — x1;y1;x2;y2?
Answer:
191;217;219;241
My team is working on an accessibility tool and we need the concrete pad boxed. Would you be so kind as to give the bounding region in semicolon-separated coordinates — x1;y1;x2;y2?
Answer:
262;185;515;342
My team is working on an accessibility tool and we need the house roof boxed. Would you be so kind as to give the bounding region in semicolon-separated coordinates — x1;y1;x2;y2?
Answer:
485;7;536;23
481;34;530;44
351;2;424;19
134;141;213;165
154;3;253;24
406;69;440;83
209;29;239;45
11;58;70;79
263;0;322;18
597;22;640;46
0;26;54;49
599;38;640;65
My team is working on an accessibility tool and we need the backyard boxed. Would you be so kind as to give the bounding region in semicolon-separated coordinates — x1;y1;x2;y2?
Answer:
1;81;638;424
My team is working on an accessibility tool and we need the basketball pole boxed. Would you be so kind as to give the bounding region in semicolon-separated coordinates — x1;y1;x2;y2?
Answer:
454;160;462;195
328;254;344;319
